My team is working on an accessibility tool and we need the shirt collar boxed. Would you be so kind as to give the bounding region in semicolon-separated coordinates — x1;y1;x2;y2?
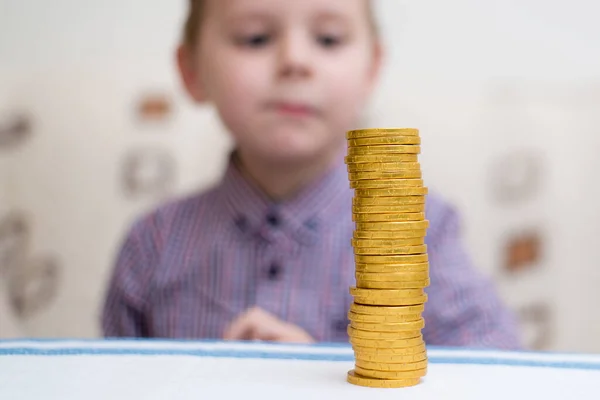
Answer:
217;152;351;245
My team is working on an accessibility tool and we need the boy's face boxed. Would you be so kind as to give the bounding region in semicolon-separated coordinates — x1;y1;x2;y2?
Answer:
180;0;381;165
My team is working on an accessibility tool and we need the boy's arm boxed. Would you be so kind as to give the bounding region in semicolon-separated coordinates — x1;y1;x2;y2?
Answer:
423;199;521;349
101;221;153;337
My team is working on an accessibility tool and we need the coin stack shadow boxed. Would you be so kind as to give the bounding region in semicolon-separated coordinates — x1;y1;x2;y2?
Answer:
344;128;429;389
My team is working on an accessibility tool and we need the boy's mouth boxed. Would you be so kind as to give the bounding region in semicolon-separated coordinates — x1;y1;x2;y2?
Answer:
268;101;319;118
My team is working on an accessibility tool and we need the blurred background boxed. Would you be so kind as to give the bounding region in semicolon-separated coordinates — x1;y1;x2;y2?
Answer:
0;0;598;351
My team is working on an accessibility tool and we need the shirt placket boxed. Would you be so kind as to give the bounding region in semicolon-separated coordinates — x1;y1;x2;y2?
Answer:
254;208;294;320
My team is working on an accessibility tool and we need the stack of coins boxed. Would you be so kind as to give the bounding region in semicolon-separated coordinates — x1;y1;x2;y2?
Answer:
344;128;429;389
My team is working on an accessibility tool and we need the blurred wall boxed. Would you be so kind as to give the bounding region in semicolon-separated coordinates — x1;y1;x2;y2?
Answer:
0;0;598;351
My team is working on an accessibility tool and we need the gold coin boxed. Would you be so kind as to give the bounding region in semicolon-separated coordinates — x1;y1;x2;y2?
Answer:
350;303;425;316
356;353;428;369
347;161;421;172
352;338;425;356
350;287;425;298
348;326;423;339
348;170;422;181
352;237;425;247
355;187;429;197
353;229;427;240
349;330;423;343
357;279;430;290
354;245;427;255
351;318;425;332
348;145;421;156
348;136;421;146
355;366;427;380
352;340;426;354
354;294;427;306
353;212;425;222
355;254;428;264
356;359;428;373
352;212;425;223
353;196;425;206
346;128;420;139
352;204;426;214
345;154;419;164
350;179;424;190
349;311;422;323
356;271;429;282
346;370;421;389
352;238;425;247
356;221;429;232
351;339;425;352
355;263;429;273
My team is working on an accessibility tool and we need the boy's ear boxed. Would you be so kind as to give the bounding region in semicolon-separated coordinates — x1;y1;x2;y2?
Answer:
176;45;207;103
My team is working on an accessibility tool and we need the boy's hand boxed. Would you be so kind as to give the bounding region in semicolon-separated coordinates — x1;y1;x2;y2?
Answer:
223;307;315;344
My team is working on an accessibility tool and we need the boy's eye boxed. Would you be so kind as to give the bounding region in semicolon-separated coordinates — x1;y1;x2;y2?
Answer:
317;35;343;48
238;34;271;48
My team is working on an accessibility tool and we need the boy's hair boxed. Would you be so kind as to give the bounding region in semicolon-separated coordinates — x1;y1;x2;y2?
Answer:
182;0;378;48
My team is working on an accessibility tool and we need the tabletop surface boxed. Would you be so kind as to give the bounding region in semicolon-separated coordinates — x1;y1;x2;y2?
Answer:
1;340;600;399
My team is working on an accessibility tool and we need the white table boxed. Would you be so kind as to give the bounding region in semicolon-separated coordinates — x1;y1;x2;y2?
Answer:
1;340;599;399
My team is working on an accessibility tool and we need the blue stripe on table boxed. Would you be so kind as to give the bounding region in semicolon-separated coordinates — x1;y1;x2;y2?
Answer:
1;343;599;371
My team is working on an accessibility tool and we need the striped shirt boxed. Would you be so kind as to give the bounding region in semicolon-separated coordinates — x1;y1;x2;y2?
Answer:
102;157;521;349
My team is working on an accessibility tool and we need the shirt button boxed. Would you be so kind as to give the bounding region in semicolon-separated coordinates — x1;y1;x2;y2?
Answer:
267;263;282;280
304;219;318;230
266;213;280;227
234;215;248;232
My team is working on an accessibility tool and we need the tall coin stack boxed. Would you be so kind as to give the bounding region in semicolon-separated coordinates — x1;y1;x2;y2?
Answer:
344;128;429;389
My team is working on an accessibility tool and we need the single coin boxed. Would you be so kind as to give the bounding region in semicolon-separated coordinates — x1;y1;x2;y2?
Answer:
347;161;421;172
349;311;422;323
355;221;430;232
355;359;429;373
354;245;427;255
352;341;426;354
356;271;429;282
352;237;425;247
350;318;425;332
353;212;425;223
350;179;424;189
348;332;425;348
348;329;425;346
355;263;429;273
350;303;425;316
356;270;429;281
345;154;420;164
353;196;426;206
355;254;428;264
348;170;422;181
355;366;427;380
348;136;421;146
353;229;428;240
355;352;428;367
357;279;430;290
346;370;421;388
352;204;426;214
355;187;429;197
348;145;421;156
353;294;428;306
346;128;420;139
352;212;425;223
348;326;423;340
350;288;425;299
351;339;425;351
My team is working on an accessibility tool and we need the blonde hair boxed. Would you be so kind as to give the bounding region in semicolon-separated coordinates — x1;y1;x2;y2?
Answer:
182;0;378;48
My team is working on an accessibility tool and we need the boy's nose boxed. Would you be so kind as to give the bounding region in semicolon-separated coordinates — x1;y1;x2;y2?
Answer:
277;31;313;79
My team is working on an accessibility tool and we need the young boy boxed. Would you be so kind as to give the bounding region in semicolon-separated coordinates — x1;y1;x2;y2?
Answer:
102;0;521;348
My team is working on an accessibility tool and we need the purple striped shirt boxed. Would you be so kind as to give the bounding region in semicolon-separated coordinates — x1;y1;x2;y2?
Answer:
102;157;521;349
